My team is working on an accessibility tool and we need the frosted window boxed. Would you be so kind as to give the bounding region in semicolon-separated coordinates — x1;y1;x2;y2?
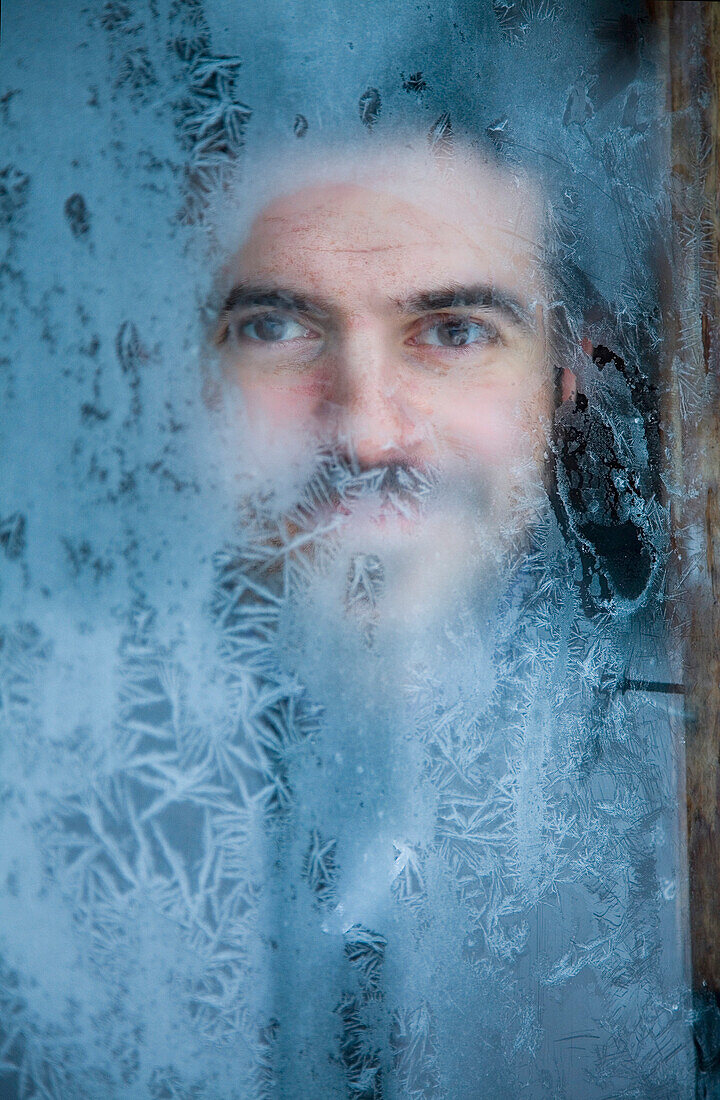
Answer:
0;2;697;1097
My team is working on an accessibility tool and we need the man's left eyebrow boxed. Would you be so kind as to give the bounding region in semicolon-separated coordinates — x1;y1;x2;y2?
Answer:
396;284;535;330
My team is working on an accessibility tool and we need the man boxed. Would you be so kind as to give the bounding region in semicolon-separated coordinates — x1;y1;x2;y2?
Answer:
205;134;694;1097
212;142;572;627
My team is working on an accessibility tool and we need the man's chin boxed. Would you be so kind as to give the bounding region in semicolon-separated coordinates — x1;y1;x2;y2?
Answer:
293;503;510;639
237;465;544;639
327;497;425;550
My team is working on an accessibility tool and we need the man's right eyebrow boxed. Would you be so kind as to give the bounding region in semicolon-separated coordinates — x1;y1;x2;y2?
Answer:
215;285;332;346
220;285;332;319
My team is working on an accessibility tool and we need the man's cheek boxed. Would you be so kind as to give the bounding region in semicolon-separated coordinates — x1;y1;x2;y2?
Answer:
432;392;543;466
239;379;334;465
230;383;318;482
242;375;329;420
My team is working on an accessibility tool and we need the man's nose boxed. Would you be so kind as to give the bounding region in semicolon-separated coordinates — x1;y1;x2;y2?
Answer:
324;328;417;467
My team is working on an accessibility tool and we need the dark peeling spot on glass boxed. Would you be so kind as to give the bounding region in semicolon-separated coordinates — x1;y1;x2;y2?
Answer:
358;87;382;128
64;193;91;238
402;70;427;94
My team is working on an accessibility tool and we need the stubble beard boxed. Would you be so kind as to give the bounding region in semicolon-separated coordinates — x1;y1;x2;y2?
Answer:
233;446;545;669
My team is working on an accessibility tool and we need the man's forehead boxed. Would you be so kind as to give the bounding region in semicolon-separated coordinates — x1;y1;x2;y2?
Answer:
229;155;545;299
250;153;539;230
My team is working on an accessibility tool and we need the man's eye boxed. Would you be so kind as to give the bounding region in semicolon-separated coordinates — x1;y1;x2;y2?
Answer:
236;313;315;343
413;318;497;348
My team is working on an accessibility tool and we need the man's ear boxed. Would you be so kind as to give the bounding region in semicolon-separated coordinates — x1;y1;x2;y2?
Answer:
560;334;593;403
561;367;577;402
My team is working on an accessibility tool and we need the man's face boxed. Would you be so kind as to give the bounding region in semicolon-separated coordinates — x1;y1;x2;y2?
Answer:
216;151;553;620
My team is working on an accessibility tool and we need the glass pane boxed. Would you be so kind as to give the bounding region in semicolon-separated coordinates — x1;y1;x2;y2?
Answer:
0;1;700;1096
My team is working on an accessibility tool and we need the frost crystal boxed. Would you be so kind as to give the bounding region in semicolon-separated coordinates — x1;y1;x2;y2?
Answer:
0;0;697;1096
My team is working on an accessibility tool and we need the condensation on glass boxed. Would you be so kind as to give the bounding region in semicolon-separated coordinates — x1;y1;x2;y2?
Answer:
0;1;700;1097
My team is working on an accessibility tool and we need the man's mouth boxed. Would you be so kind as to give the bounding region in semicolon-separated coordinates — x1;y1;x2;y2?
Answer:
287;456;436;537
291;485;426;546
329;494;422;535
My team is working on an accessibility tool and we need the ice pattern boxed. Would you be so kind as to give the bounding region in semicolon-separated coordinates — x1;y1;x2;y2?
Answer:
0;0;698;1097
